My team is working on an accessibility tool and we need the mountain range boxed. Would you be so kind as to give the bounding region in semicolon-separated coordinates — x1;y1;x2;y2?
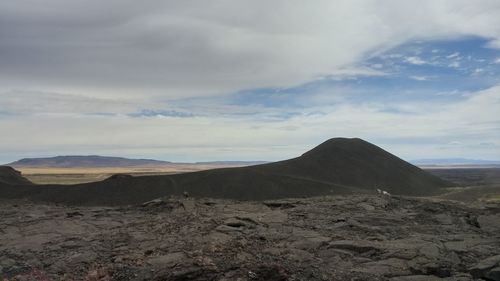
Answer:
411;158;500;166
7;155;266;168
10;155;498;169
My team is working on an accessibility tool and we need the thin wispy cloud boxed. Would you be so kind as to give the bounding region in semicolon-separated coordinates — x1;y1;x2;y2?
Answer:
405;56;427;65
409;76;430;81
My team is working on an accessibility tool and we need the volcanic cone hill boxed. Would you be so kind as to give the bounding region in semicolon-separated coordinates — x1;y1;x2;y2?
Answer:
0;166;32;185
255;138;452;195
0;138;454;205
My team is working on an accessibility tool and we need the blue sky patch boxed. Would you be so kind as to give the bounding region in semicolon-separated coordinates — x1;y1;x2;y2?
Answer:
184;36;500;114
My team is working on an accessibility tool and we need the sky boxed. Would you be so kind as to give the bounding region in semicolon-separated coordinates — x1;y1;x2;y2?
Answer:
1;0;500;163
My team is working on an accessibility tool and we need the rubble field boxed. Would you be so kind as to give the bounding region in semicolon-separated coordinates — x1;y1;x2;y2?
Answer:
1;195;500;281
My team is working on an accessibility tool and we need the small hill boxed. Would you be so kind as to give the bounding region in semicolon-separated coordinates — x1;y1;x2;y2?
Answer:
256;138;452;195
8;155;171;168
0;166;32;185
0;138;454;205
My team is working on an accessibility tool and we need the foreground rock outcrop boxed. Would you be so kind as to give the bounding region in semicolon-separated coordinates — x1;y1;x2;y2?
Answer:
1;194;499;280
0;166;32;185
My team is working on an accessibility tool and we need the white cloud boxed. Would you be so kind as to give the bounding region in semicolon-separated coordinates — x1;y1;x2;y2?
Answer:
473;68;485;75
405;56;427;65
1;84;499;162
486;39;500;49
410;75;429;81
446;52;460;58
494;57;500;64
1;1;500;162
320;66;387;80
449;61;461;68
1;0;500;99
0;91;145;115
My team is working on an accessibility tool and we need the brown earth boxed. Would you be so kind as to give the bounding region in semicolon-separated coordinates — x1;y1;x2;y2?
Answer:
14;164;255;185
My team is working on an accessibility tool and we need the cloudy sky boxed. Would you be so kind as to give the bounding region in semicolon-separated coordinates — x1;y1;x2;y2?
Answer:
1;0;500;163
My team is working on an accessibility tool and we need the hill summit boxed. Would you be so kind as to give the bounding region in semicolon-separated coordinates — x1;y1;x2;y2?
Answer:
0;138;453;205
259;138;451;195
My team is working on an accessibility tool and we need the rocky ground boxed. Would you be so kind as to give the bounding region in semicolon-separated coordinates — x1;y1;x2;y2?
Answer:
1;195;500;281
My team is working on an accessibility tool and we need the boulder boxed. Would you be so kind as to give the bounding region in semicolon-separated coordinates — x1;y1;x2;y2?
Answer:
147;252;187;268
477;215;500;232
469;255;500;279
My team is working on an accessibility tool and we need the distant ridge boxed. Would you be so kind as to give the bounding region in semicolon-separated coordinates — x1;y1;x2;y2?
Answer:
412;158;500;166
0;138;454;205
8;155;172;167
7;156;267;168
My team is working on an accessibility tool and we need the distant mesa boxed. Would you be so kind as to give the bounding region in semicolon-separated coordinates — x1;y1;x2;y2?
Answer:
8;155;172;168
7;155;267;168
0;138;454;205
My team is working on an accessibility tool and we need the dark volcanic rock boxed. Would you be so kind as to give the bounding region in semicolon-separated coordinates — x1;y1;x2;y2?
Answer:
1;195;498;280
469;255;500;280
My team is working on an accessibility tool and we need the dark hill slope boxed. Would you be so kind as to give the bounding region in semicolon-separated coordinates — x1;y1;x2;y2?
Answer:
252;138;451;195
0;166;32;185
7;172;354;205
167;138;451;199
0;138;453;205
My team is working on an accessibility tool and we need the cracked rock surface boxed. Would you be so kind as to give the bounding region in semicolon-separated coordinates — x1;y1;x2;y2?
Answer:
1;195;499;280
